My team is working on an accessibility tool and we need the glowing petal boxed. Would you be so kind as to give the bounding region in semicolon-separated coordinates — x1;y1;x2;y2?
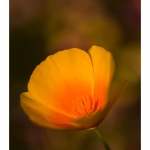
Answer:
20;46;125;130
88;46;115;110
28;48;94;118
21;92;82;129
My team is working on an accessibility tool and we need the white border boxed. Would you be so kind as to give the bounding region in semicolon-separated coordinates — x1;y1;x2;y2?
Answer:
0;0;9;149
141;0;150;149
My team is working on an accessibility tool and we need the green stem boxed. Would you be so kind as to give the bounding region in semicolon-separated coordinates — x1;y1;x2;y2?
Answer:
94;129;111;150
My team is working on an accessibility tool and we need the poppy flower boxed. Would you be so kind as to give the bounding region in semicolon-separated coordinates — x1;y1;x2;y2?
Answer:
20;45;126;130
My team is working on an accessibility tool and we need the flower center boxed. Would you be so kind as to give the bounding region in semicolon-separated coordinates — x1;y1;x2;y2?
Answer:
72;95;98;118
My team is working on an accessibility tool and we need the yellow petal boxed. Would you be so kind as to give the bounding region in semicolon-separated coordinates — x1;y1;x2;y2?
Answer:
20;46;120;130
28;48;94;118
20;92;82;129
88;46;115;110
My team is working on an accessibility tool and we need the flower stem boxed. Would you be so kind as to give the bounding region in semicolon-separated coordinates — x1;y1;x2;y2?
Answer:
94;128;111;150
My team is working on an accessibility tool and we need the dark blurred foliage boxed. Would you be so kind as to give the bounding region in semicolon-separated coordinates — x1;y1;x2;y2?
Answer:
10;0;140;150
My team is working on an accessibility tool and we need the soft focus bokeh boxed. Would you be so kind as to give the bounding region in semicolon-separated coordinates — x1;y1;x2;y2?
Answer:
10;0;140;150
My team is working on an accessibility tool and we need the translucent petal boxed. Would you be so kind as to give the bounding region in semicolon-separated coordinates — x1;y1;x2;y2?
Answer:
28;48;94;117
88;46;115;110
21;92;82;129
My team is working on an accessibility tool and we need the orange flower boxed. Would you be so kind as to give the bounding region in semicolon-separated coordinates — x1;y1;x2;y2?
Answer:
20;45;126;130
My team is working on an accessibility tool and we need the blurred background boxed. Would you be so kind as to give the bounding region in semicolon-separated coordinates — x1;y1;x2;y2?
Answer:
10;0;140;150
